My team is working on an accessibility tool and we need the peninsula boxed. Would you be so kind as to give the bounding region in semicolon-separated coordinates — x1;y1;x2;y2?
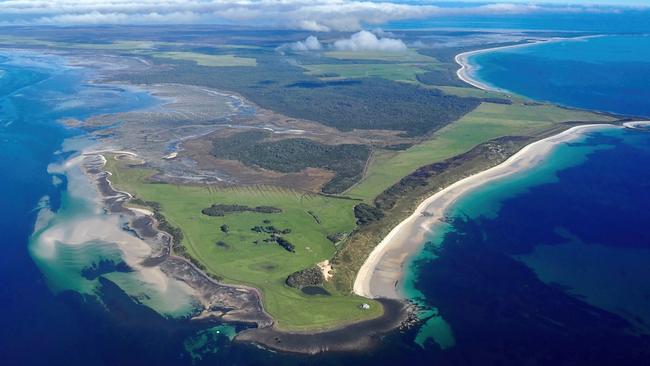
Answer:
13;27;620;354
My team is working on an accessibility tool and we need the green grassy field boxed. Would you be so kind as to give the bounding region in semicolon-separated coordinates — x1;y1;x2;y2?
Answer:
151;52;257;67
0;37;165;51
104;158;382;331
324;49;439;63
346;102;616;201
304;63;430;83
303;47;443;84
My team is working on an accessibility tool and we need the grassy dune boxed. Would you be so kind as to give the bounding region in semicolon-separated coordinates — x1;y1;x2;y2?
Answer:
346;102;616;201
104;158;382;331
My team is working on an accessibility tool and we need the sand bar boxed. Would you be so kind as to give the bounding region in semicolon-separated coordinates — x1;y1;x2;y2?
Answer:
353;124;617;299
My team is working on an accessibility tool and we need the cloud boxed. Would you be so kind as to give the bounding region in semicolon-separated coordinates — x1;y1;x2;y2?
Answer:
290;35;323;51
0;1;640;30
371;28;396;38
333;30;407;52
410;40;426;48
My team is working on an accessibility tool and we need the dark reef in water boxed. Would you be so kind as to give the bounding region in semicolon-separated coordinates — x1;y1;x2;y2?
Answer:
81;259;133;280
412;216;650;365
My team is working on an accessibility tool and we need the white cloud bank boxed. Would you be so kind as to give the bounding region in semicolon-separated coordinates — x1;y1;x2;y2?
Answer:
333;31;406;52
0;1;638;30
290;36;323;51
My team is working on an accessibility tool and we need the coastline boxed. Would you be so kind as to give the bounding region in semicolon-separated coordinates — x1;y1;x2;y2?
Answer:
353;123;619;299
87;151;274;326
455;35;602;92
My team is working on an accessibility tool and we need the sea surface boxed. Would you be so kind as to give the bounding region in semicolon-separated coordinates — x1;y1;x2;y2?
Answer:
3;29;650;366
469;34;650;118
388;9;650;33
402;31;650;363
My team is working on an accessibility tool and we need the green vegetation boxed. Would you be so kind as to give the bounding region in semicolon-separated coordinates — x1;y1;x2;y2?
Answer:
277;78;480;136
151;52;257;67
345;102;616;201
118;51;480;137
202;204;282;216
211;130;371;193
353;203;385;225
303;63;429;83
275;236;296;253
215;240;230;249
104;156;382;330
286;267;324;289
251;225;291;235
324;49;439;63
331;135;536;294
416;68;467;87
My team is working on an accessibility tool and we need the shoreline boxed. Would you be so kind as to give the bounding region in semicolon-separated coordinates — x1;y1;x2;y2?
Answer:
353;123;619;299
235;298;412;355
455;35;602;92
88;150;274;326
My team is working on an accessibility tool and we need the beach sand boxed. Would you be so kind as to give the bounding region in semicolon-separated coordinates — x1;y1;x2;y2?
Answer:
353;124;618;299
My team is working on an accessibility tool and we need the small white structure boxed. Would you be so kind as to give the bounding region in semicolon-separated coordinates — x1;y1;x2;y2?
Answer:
360;303;371;310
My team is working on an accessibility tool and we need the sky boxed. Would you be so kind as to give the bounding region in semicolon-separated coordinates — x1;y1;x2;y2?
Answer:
0;1;646;29
447;0;648;4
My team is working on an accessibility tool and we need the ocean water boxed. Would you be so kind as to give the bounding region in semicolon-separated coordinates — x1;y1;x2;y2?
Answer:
388;9;650;33
469;34;650;117
0;51;213;365
405;125;650;363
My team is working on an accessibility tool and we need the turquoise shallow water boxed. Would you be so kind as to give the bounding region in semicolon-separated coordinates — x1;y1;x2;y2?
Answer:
403;32;650;359
405;125;650;361
0;50;218;364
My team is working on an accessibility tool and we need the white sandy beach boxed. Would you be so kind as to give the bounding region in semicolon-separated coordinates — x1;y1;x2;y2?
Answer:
353;123;618;299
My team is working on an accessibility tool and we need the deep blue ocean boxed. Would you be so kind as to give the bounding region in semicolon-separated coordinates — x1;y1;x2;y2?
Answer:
3;27;650;366
388;9;650;34
470;35;650;118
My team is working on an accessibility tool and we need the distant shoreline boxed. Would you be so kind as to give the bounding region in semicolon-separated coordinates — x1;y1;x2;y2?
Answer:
455;35;603;92
353;123;619;299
